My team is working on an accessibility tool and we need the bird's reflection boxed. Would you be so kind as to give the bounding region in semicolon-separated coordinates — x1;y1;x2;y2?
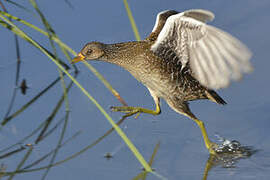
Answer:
130;137;257;180
202;138;257;180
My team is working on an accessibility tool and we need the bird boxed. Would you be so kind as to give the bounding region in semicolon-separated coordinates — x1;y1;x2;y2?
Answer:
72;9;252;154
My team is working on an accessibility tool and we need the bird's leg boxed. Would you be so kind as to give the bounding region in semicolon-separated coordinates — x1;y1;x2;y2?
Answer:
194;118;218;154
167;100;218;154
111;100;161;118
111;103;160;117
185;113;218;154
169;100;218;154
111;90;161;118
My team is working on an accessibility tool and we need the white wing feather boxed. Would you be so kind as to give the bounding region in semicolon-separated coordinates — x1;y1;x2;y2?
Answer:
151;10;252;89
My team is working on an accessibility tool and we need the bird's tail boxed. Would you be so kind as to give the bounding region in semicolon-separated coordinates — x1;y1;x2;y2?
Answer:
205;90;227;105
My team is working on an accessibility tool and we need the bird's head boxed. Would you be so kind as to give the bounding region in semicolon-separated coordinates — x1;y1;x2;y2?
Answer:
72;42;105;63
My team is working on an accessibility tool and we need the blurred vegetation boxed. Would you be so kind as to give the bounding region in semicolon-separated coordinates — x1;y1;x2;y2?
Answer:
0;0;161;179
0;1;255;180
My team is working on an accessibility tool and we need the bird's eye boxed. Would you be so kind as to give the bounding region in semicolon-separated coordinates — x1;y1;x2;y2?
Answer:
86;49;92;55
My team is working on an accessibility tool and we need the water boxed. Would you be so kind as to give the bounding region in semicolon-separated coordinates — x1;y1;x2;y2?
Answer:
1;0;270;179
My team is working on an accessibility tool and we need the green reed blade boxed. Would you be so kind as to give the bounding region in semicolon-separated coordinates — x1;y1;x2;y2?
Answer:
0;14;151;172
123;0;141;41
0;10;127;106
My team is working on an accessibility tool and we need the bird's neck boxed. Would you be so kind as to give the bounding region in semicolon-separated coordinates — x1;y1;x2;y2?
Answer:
99;41;145;67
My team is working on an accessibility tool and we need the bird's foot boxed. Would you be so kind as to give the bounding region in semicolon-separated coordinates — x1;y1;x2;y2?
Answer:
111;106;143;118
111;106;160;119
207;141;219;155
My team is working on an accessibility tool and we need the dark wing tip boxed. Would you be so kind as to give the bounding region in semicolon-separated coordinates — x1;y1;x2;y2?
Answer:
146;10;179;41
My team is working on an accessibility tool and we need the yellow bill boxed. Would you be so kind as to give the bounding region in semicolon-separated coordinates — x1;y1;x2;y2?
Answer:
71;53;85;64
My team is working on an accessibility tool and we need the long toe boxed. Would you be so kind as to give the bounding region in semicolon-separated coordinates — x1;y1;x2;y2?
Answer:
208;142;219;155
110;106;130;113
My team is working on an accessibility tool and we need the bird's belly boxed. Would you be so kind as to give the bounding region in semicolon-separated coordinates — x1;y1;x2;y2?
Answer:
128;69;168;96
137;71;206;101
141;72;185;99
127;64;206;101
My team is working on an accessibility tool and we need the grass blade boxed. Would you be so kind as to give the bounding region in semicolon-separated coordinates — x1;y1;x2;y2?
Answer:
1;76;62;126
0;147;25;160
22;131;81;170
123;0;141;41
0;13;151;172
35;78;74;144
5;0;34;15
41;112;70;180
7;145;33;180
1;116;127;175
143;142;160;180
0;10;127;106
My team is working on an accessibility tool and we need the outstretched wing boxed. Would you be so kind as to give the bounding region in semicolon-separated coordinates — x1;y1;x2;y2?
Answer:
147;10;179;41
148;9;214;41
151;9;252;89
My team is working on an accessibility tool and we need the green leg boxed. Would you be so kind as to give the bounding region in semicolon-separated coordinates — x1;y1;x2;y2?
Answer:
111;103;161;117
194;118;218;154
186;114;218;154
111;90;161;118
